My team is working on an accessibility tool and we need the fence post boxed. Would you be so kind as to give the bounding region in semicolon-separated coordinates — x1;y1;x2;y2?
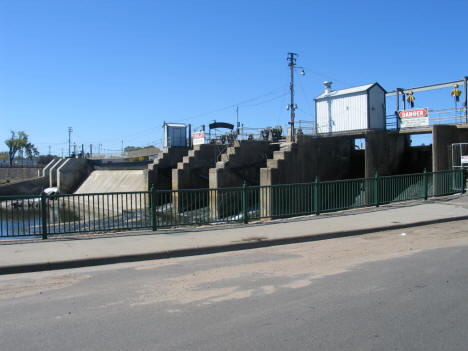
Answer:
423;169;428;200
314;177;320;215
150;185;157;231
374;173;379;207
461;168;466;194
242;182;248;224
41;192;48;240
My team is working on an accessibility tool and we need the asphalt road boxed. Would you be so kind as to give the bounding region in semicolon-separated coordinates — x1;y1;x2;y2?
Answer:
1;221;468;351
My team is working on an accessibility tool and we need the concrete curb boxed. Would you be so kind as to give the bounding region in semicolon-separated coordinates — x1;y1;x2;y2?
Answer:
2;214;468;275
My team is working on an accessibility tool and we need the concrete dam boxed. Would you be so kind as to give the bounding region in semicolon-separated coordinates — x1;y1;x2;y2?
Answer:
74;170;148;194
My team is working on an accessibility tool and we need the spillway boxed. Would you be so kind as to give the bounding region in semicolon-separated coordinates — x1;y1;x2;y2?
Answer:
74;170;147;194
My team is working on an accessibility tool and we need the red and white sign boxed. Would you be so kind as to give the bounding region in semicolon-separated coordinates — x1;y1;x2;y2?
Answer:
192;131;205;145
399;108;428;119
461;155;468;164
399;108;429;128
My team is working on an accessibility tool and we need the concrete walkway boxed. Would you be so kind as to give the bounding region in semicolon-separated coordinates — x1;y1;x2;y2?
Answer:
2;194;468;275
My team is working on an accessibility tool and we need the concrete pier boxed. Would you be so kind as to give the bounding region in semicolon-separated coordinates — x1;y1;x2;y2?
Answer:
57;159;91;194
172;144;222;213
209;140;279;219
365;131;410;178
48;158;67;187
147;147;189;191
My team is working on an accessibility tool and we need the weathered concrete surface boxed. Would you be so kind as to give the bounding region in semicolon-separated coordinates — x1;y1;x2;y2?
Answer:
432;125;468;171
172;143;221;213
260;134;355;186
57;159;91;194
209;141;278;188
48;158;67;187
259;135;355;218
147;147;189;191
90;160;150;170
209;141;278;218
0;167;41;181
365;131;410;178
0;176;49;195
75;170;148;194
401;145;432;173
431;125;468;196
172;144;220;190
42;158;60;177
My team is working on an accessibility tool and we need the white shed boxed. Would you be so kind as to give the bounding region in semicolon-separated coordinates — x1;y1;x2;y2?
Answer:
314;82;386;134
163;122;187;148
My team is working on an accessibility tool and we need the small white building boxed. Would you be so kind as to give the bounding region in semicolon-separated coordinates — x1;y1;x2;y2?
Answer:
314;82;386;134
163;122;187;148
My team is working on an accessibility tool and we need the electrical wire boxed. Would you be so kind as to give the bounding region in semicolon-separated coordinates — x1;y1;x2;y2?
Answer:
76;84;290;145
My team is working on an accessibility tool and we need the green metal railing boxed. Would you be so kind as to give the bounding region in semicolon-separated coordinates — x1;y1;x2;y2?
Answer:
0;170;465;238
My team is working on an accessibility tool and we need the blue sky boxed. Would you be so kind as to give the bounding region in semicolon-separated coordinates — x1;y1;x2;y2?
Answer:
1;0;467;155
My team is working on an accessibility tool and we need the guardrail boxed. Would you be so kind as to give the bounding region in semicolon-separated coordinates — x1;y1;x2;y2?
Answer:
386;107;468;131
0;170;465;238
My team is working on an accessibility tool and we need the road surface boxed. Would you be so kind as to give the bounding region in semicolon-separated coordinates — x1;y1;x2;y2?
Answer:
1;220;468;350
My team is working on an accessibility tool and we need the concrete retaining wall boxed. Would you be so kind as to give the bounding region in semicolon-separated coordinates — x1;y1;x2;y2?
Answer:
259;135;356;219
57;159;91;194
172;144;222;212
42;158;60;177
0;176;49;195
0;167;41;181
172;144;220;191
260;134;355;187
49;159;67;187
432;125;468;171
365;131;410;177
148;147;189;191
209;141;278;188
209;141;279;218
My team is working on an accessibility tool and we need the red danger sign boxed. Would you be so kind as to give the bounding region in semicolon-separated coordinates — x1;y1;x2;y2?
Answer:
399;108;428;118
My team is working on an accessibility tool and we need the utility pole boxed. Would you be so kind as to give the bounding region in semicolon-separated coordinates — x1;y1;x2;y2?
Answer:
48;145;51;156
288;53;297;139
68;127;73;157
236;106;239;135
286;53;304;140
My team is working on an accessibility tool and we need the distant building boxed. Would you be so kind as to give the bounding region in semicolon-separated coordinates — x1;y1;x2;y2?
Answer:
314;82;386;134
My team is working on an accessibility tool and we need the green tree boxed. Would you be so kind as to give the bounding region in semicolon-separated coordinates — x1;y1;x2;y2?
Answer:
5;131;39;165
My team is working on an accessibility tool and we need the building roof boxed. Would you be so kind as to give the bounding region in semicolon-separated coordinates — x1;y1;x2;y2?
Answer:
164;123;186;128
315;82;386;100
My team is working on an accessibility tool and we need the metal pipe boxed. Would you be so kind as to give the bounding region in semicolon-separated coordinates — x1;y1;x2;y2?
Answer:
396;88;400;111
395;88;401;130
386;79;465;96
464;76;467;122
188;123;192;148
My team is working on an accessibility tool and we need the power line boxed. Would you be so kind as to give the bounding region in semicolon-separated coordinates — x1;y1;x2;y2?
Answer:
77;84;290;145
241;92;289;108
